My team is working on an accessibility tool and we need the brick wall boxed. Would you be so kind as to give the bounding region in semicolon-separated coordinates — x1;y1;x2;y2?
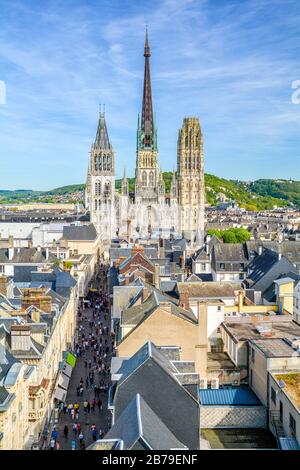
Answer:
200;405;267;428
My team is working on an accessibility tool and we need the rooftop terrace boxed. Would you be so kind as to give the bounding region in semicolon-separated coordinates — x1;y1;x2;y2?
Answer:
274;373;300;411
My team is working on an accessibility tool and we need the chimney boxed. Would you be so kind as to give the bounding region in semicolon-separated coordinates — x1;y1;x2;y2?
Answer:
161;238;166;258
154;264;160;289
8;235;14;248
238;291;245;312
142;287;150;302
11;325;31;352
180;292;190;310
31;309;41;323
195;302;208;376
21;288;52;313
179;255;185;270
0;275;9;297
8;247;14;261
124;273;130;286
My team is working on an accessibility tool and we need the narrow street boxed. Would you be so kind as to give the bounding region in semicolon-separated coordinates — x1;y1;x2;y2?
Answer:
54;265;113;450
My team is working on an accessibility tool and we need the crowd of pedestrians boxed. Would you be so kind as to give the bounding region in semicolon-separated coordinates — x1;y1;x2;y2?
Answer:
52;265;114;450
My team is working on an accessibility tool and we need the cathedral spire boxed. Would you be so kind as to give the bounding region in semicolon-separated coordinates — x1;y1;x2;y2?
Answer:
94;109;111;150
140;28;155;149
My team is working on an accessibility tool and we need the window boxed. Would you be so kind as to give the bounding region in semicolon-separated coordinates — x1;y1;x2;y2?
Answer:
142;171;147;186
290;413;296;434
149;171;154;186
250;369;253;385
220;263;225;271
251;347;255;363
271;387;276;405
239;263;244;271
239;273;244;280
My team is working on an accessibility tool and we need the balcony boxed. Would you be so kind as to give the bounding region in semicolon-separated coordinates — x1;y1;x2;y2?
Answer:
28;409;45;422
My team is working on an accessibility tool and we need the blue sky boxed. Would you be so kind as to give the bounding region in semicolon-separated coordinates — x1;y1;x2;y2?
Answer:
0;0;299;190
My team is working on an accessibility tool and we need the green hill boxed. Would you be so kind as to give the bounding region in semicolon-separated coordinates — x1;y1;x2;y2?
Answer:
250;179;300;208
0;174;299;210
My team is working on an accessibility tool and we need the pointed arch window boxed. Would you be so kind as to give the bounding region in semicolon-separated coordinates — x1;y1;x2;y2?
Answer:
107;156;111;171
142;171;147;186
104;181;111;198
149;171;154;186
103;155;106;171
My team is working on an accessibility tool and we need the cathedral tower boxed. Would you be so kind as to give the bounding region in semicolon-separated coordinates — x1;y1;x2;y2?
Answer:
88;110;116;239
135;29;160;202
177;117;205;242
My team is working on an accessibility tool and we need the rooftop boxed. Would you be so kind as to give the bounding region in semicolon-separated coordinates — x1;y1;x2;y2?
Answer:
199;386;262;406
274;373;300;411
222;320;300;342
201;428;277;450
207;352;238;371
176;282;236;298
250;338;300;358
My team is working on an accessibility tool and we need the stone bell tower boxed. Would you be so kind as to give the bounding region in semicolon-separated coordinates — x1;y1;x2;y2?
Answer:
177;117;205;243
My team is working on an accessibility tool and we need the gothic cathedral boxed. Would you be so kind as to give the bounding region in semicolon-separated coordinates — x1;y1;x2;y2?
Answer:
85;31;205;244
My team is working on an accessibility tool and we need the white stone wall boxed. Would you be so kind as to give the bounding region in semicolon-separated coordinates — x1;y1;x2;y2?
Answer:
200;405;267;428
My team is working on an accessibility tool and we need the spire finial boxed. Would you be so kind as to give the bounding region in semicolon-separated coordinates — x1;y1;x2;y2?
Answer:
144;26;150;57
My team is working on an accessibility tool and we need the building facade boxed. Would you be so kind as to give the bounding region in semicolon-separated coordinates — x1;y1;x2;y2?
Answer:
85;31;205;244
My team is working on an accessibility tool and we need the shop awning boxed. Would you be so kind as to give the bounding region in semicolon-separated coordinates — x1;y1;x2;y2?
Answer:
54;386;67;402
62;362;73;378
65;352;76;368
58;372;70;390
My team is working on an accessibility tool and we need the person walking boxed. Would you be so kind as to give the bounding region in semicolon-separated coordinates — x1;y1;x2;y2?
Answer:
50;438;55;450
56;441;60;450
83;400;88;413
63;425;69;439
78;432;84;446
72;423;77;435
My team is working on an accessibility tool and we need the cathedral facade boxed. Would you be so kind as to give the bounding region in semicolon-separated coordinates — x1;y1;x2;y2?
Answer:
85;31;205;244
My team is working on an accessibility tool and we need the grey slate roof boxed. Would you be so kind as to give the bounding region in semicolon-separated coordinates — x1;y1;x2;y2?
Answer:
62;223;97;241
0;248;56;264
105;394;186;450
113;341;200;449
120;292;196;333
245;249;297;293
121;293;159;326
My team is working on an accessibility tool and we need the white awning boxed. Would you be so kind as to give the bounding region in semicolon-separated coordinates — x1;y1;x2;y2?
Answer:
54;386;67;402
62;362;73;378
57;372;70;390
